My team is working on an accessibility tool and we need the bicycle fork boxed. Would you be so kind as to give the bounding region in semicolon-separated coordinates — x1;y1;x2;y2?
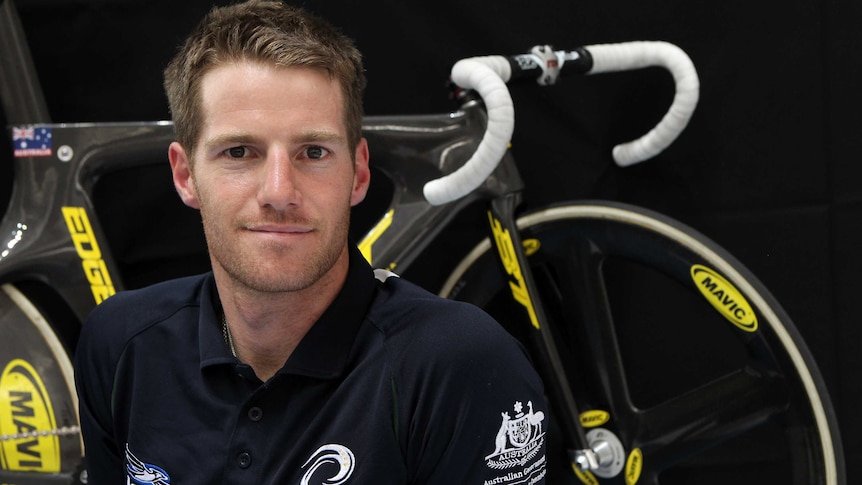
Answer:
486;193;602;477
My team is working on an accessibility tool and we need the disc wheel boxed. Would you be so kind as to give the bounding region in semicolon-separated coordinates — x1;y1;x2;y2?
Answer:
0;283;83;483
441;201;844;485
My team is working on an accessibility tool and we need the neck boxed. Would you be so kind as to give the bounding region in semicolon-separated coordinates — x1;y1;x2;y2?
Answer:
222;311;304;381
216;251;350;381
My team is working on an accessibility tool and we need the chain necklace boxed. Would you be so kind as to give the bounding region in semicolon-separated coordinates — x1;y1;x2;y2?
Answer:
221;313;237;358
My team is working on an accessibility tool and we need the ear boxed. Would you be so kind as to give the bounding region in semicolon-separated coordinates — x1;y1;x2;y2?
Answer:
168;141;201;209
350;137;371;207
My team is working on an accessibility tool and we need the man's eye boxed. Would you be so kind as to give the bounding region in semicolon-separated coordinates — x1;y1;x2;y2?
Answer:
226;146;247;158
306;146;327;159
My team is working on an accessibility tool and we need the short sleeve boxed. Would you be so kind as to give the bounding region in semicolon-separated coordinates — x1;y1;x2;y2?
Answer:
393;301;548;485
74;298;128;484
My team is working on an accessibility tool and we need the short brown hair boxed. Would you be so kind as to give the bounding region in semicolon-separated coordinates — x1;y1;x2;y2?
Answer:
163;0;366;156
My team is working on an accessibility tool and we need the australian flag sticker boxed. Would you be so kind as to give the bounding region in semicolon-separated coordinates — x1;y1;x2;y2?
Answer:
13;125;52;158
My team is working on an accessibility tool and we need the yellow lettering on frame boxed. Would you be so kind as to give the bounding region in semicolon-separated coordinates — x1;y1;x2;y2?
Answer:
61;206;116;304
488;212;539;329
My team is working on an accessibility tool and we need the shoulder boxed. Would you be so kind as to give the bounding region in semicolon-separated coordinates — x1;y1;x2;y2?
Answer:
74;273;212;411
369;274;534;374
371;277;549;484
79;273;210;349
370;274;506;341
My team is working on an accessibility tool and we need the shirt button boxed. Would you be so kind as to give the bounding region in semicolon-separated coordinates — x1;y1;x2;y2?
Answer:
248;406;263;422
238;451;252;469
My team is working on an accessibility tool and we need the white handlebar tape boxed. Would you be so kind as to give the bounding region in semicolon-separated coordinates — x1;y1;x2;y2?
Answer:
422;57;514;206
585;41;700;166
423;42;698;203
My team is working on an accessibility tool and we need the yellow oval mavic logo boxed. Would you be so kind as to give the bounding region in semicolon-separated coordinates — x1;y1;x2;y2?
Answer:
690;264;757;332
625;448;643;485
0;359;61;472
571;464;599;485
523;238;541;257
579;410;610;428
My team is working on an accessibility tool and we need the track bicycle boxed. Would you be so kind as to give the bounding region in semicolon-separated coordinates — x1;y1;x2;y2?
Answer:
0;0;845;483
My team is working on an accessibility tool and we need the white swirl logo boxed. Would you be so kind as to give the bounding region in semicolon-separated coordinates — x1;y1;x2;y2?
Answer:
300;444;355;485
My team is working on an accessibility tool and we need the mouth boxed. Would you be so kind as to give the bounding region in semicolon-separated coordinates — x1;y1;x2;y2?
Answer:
243;223;315;244
248;224;312;234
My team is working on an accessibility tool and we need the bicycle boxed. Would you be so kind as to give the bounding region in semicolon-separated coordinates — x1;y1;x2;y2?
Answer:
0;0;845;483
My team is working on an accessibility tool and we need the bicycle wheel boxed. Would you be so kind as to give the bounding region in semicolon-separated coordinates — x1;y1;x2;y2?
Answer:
441;201;844;485
0;283;84;483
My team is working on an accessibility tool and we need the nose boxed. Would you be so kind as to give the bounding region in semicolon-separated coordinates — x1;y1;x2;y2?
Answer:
257;150;301;211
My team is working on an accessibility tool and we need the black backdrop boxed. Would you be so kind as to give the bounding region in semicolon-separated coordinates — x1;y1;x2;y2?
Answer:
7;0;862;480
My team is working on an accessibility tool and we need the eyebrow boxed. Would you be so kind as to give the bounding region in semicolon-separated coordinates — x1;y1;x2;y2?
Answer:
204;132;259;149
203;129;346;149
295;130;347;145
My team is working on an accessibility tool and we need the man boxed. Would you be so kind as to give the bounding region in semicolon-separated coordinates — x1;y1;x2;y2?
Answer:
74;1;548;483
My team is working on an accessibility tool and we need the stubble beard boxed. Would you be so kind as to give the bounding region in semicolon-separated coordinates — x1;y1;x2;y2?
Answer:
202;207;351;295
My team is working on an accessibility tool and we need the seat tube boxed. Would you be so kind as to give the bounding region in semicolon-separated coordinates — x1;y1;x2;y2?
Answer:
486;193;590;458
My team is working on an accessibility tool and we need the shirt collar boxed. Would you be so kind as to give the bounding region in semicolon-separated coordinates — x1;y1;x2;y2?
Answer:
199;274;231;368
199;245;377;379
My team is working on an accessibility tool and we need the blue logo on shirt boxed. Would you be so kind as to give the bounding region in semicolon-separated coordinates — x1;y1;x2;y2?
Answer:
125;443;171;485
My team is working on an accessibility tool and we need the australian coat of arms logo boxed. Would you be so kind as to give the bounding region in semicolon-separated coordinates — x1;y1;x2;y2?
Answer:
485;400;546;470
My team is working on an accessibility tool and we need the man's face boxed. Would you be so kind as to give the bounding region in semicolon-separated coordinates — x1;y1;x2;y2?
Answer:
169;61;370;294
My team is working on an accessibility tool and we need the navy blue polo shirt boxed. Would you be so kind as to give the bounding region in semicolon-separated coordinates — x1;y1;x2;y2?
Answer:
74;246;548;484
